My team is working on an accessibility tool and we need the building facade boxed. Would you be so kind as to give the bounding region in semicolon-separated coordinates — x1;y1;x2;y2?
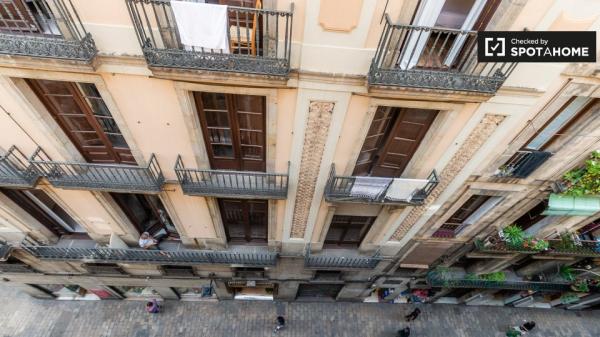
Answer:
0;0;599;309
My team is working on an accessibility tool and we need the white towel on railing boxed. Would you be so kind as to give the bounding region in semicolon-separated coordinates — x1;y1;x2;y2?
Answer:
171;1;230;53
384;178;429;202
350;177;392;200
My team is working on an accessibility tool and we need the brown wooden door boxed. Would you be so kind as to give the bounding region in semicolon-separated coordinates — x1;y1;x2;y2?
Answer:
354;107;437;177
26;79;135;165
324;215;375;248
194;92;266;171
110;193;179;238
218;199;267;244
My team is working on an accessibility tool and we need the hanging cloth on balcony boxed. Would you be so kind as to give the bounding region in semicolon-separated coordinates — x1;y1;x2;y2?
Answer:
543;194;600;216
350;177;392;200
171;1;230;53
384;178;429;202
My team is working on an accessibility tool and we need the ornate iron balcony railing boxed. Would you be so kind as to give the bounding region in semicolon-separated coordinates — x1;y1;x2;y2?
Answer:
304;248;382;269
126;0;293;76
369;15;516;93
22;245;278;266
427;273;575;292
324;164;438;205
475;237;600;258
0;0;96;61
0;146;38;188
496;149;552;178
30;147;165;193
175;155;288;199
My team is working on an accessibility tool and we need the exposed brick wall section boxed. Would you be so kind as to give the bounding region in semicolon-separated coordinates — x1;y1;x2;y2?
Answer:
291;101;335;238
390;114;506;241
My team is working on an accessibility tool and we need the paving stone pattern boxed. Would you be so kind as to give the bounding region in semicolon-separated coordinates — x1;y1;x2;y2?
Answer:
0;286;598;337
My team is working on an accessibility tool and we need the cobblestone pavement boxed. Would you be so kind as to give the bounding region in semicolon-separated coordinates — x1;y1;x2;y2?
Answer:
0;286;598;337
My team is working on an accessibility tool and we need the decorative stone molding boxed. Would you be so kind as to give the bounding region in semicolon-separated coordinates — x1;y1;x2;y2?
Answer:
390;114;506;241
318;0;362;32
291;101;335;238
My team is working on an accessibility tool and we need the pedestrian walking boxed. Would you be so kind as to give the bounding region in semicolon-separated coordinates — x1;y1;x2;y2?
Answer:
397;326;410;337
506;320;535;336
273;316;285;333
405;308;421;322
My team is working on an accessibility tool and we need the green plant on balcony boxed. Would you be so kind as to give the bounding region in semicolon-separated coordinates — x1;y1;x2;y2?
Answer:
559;265;575;282
571;279;590;293
563;151;600;197
556;232;577;250
559;293;579;304
465;273;478;281
502;225;525;247
479;271;506;282
522;237;550;251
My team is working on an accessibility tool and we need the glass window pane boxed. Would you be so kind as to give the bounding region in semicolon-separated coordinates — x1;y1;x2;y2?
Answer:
526;97;590;150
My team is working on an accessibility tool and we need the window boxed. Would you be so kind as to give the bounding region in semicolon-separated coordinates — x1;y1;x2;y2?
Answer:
0;0;61;36
353;107;437;177
26;79;134;164
432;195;502;238
161;265;195;277
0;187;85;236
324;215;376;248
512;201;552;235
525;97;594;151
84;263;126;275
194;92;266;171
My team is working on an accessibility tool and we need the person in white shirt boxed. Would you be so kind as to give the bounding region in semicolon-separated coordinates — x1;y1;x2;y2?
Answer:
139;232;159;250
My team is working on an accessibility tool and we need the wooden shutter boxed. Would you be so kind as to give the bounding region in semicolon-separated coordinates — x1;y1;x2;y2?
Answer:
110;193;178;238
433;195;492;238
218;198;267;243
195;92;266;171
356;108;437;177
353;107;397;176
26;79;135;165
324;215;375;248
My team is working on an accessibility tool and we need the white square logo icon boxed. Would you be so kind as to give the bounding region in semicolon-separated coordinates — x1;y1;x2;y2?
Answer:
484;37;505;57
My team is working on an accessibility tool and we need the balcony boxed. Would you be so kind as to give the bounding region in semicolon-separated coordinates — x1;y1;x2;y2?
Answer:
30;148;165;194
0;0;96;61
175;155;288;199
427;273;576;293
324;165;438;205
496;150;552;178
369;15;515;93
304;248;382;269
0;242;12;261
126;0;293;77
22;243;278;267
0;146;38;188
475;236;600;258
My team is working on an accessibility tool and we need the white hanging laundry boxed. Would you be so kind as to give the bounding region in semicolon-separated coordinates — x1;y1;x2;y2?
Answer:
384;178;429;202
171;1;230;53
350;177;392;200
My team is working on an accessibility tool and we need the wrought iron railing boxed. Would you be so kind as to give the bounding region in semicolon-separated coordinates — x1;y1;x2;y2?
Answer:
496;150;552;178
22;245;278;266
369;15;516;93
304;247;382;269
175;155;288;199
0;146;39;188
0;0;96;61
0;263;34;273
475;237;600;258
427;273;574;292
126;0;293;76
30;147;165;193
324;164;438;205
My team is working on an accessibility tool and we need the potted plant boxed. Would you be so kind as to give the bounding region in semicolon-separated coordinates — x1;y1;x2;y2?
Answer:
522;237;549;251
559;265;575;282
479;271;506;282
571;279;590;293
563;151;600;197
556;232;576;250
502;225;525;248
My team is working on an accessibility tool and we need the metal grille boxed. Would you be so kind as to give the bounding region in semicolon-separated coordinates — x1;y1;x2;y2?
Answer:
175;155;288;199
0;146;38;188
475;236;600;258
324;164;438;205
304;248;382;269
0;0;96;60
30;147;165;193
22;245;278;266
369;14;516;93
427;273;574;292
125;0;293;76
496;150;552;178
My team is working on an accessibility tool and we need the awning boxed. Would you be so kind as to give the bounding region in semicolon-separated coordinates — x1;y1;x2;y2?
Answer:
543;194;600;216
